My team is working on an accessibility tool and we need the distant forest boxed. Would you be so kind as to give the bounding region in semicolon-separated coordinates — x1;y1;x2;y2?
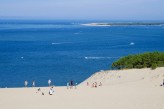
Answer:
111;52;164;69
86;22;164;26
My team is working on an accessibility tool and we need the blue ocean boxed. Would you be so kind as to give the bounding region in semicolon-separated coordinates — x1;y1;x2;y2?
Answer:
0;20;164;88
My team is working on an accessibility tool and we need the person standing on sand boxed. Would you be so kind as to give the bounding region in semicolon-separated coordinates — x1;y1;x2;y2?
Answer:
87;82;89;86
70;80;73;89
24;80;28;87
32;81;35;87
67;82;69;89
75;83;77;89
48;79;51;86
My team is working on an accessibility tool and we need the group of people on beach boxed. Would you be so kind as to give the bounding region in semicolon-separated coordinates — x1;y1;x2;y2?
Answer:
24;79;78;89
24;79;53;87
36;86;54;96
87;82;102;88
24;80;35;87
25;79;79;96
160;79;164;86
67;80;78;89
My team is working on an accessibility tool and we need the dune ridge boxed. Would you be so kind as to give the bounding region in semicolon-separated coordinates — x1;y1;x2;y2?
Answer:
81;67;164;87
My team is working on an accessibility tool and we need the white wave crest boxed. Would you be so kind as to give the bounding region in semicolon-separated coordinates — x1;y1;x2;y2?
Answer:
110;42;135;48
51;42;72;45
52;43;61;45
129;42;135;45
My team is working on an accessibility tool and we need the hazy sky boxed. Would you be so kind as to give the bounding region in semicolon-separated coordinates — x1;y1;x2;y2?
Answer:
0;0;164;20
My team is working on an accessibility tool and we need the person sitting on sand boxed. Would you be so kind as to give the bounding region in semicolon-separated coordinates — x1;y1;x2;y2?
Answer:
160;79;164;86
49;87;54;95
99;82;102;86
95;82;97;88
38;88;41;91
92;83;95;88
162;79;164;86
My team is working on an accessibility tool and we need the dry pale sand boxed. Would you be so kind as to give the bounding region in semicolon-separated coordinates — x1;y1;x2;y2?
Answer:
0;67;164;109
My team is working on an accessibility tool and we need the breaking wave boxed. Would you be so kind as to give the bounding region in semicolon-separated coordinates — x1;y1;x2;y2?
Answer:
129;42;135;45
84;57;119;60
110;42;135;48
51;42;72;45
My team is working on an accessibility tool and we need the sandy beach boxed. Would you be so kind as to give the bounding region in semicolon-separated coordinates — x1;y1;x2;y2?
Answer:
0;67;164;109
81;23;111;26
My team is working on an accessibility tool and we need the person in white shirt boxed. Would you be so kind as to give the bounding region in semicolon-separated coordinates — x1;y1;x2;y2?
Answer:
48;79;51;86
24;80;28;87
32;81;35;87
49;87;54;95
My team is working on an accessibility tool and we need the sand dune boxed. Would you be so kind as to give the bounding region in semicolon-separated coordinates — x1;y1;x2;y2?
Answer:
81;67;164;87
0;67;164;109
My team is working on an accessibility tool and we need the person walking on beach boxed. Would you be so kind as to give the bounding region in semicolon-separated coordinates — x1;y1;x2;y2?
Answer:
48;79;51;86
32;81;35;87
24;80;28;87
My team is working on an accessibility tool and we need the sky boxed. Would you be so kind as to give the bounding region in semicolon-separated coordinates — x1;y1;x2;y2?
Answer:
0;0;164;20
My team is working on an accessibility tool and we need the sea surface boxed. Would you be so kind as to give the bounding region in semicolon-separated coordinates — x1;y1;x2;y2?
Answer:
0;20;164;87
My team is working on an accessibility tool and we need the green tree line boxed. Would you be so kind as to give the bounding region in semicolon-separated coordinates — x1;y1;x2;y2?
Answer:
111;52;164;70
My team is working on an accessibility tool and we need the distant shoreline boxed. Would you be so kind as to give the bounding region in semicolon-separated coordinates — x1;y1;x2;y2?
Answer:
81;22;164;26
